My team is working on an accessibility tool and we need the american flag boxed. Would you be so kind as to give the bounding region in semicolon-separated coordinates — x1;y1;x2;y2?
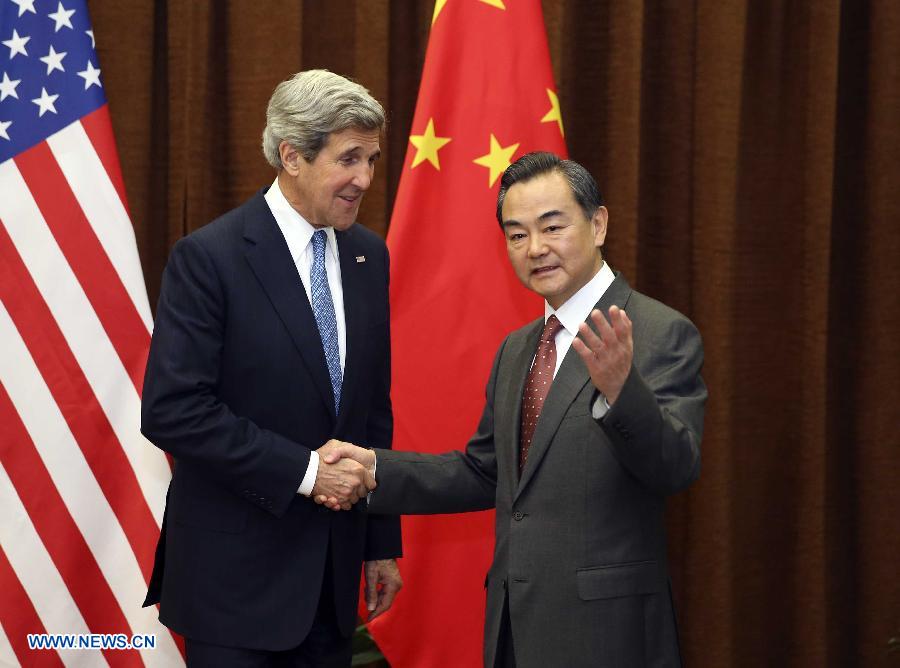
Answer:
0;0;181;665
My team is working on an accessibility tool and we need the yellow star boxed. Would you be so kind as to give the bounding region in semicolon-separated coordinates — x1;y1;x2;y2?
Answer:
541;88;564;137
432;0;448;24
409;118;452;170
479;0;506;8
473;134;520;187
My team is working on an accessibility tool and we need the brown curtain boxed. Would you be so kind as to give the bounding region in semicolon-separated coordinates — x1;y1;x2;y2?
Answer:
91;1;899;665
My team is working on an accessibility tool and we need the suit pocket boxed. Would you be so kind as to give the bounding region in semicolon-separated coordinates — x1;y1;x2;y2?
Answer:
576;560;663;601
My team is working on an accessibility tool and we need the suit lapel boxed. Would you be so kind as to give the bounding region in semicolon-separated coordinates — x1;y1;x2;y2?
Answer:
514;272;633;499
242;193;337;419
334;227;369;430
514;348;590;499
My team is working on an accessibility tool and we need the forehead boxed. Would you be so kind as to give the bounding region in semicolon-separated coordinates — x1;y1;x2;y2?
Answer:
501;171;577;221
322;126;381;155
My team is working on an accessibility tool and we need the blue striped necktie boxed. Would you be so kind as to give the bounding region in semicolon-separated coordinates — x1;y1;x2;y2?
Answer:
310;230;342;412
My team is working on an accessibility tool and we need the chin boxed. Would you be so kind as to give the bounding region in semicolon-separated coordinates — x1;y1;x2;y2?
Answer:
331;219;357;231
529;287;554;302
528;279;559;300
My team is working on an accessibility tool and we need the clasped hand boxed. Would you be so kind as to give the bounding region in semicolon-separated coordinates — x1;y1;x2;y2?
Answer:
313;440;375;511
311;439;377;511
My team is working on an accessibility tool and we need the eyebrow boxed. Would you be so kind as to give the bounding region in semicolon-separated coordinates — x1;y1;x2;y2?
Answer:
537;209;564;221
340;147;381;159
501;209;564;227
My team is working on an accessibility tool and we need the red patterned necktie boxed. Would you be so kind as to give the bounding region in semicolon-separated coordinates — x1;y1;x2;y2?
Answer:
519;315;564;472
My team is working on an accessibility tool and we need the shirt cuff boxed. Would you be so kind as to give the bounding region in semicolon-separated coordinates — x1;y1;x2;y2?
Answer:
591;393;611;419
367;451;377;503
297;450;320;496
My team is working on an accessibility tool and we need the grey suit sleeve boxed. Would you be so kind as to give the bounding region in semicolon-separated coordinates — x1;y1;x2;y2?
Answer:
367;340;507;515
599;314;706;495
362;244;402;559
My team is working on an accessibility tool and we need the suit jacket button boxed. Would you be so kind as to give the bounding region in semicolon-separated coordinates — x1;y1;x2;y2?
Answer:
513;511;524;521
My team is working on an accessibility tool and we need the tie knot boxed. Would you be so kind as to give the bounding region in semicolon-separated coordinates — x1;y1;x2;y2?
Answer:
311;229;327;256
542;315;563;342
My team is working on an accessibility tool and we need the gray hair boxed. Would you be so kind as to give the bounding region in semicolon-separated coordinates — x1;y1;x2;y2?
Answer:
496;152;604;225
261;70;386;169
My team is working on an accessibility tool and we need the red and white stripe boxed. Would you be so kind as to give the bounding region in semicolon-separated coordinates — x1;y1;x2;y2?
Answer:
0;107;182;666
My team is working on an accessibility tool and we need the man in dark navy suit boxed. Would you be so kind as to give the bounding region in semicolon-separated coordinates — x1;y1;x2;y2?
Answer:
141;70;402;667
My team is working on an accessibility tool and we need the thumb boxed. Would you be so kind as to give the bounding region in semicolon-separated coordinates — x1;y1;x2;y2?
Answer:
322;446;350;464
366;568;378;612
322;451;341;464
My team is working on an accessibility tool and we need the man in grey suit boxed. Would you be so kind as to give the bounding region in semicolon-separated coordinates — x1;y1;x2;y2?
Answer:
319;152;706;667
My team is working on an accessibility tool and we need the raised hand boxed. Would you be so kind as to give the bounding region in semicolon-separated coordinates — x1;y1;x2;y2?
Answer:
314;441;376;511
311;440;376;511
571;305;633;405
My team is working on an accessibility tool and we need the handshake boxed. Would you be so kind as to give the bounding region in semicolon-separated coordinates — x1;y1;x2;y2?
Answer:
311;440;377;511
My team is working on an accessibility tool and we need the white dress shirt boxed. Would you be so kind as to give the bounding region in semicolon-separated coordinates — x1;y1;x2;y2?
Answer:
264;178;346;496
541;261;616;418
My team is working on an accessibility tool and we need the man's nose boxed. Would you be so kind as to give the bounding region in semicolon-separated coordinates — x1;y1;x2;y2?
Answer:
527;235;547;257
353;163;374;191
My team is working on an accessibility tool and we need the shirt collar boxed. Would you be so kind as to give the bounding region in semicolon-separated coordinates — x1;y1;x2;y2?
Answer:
545;261;616;335
264;177;339;262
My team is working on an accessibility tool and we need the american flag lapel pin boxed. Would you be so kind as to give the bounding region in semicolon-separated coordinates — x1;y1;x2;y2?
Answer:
356;256;366;263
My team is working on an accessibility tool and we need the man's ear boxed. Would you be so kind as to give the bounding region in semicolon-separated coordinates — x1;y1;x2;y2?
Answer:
279;141;303;175
592;206;609;248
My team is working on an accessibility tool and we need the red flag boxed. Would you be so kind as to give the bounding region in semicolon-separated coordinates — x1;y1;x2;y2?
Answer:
0;2;179;665
371;1;566;665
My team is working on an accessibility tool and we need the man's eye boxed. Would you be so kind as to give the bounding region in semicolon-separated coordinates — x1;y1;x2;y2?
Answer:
545;225;560;233
509;233;526;241
341;156;357;165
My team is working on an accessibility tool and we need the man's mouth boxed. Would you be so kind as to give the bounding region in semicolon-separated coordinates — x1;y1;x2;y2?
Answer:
338;193;360;204
531;265;558;275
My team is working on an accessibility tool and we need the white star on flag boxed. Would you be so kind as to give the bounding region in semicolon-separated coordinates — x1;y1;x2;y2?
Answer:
3;30;30;59
77;61;102;89
10;0;37;17
0;72;21;100
86;29;95;47
48;2;77;32
0;119;11;140
39;45;67;75
31;87;59;116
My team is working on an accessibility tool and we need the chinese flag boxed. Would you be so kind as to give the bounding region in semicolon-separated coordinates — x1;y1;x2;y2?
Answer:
370;1;567;665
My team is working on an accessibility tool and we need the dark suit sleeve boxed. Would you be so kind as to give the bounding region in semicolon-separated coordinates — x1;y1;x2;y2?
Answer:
599;314;706;496
363;244;402;559
367;339;505;515
141;235;311;518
